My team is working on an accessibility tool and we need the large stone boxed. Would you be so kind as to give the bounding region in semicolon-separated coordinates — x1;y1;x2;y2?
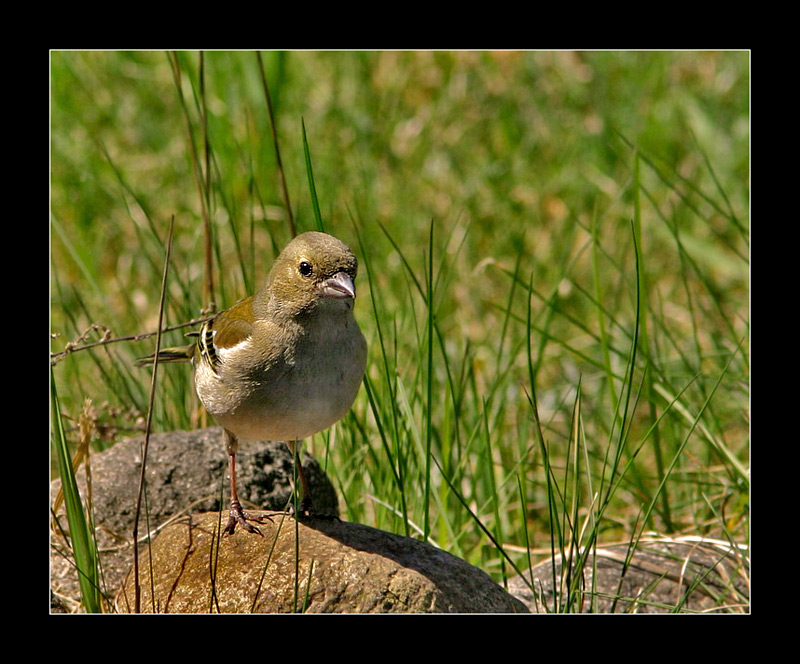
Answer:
116;512;528;613
50;427;337;612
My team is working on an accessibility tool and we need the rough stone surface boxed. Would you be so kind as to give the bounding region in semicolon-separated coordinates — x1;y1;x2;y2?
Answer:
50;427;338;612
508;536;750;613
115;512;528;613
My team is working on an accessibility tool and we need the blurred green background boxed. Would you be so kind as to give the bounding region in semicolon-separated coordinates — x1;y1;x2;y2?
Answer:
51;51;749;581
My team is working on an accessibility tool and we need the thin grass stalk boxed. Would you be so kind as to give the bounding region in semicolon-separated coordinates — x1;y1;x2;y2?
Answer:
515;473;536;594
691;129;746;241
363;376;409;533
352;220;410;533
632;150;672;530
292;445;301;612
432;330;454;510
302;118;324;233
256;51;296;238
423;220;435;541
495;263;632;385
198;51;215;309
616;129;748;258
430;452;526;581
564;381;584;608
481;400;506;583
524;271;565;611
168;51;215;314
591;205;619;414
596;220;643;518
638;171;744;347
300;559;315;613
636;339;745;538
250;512;290;612
208;481;226;613
132;215;175;613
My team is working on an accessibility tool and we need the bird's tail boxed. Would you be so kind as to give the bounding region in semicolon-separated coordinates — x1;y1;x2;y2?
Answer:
133;344;195;367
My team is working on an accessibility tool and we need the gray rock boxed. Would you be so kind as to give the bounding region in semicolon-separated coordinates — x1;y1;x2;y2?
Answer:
508;536;750;613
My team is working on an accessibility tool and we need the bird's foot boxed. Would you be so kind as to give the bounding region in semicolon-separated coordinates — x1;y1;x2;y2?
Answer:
223;499;272;536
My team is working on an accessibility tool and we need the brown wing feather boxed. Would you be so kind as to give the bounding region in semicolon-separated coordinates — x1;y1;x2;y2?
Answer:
199;296;255;370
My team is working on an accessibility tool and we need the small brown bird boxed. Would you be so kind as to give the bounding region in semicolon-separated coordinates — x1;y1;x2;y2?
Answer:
136;231;367;535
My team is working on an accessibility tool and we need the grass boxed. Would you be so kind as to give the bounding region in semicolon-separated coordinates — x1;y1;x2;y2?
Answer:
50;50;749;612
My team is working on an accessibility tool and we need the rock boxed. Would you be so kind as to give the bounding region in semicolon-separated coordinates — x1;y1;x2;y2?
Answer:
115;512;529;613
50;427;338;611
507;536;750;613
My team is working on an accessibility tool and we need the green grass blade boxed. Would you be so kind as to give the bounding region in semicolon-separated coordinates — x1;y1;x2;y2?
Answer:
302;118;324;232
51;364;102;613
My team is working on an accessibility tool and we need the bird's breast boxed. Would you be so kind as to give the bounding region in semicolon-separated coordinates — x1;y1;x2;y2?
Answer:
194;312;366;443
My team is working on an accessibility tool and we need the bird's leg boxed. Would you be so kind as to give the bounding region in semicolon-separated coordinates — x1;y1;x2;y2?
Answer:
287;440;338;520
222;430;271;536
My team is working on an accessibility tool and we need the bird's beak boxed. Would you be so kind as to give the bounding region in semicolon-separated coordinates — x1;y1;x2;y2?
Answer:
321;271;356;300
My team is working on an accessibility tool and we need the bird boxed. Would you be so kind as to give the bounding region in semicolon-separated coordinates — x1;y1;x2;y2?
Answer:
135;231;367;535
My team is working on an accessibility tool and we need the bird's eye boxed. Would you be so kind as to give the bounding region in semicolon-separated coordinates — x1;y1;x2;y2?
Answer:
298;261;313;277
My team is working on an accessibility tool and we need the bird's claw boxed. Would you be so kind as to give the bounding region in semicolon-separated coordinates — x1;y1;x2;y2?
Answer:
223;500;272;536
